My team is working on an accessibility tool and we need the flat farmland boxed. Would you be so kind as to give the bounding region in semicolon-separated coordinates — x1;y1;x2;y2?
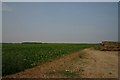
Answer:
2;43;97;76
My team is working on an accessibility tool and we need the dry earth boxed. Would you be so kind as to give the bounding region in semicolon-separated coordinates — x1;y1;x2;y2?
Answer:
4;48;118;78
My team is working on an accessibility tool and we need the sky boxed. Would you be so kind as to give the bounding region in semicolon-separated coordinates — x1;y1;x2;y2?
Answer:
2;0;120;2
0;2;2;43
2;2;118;43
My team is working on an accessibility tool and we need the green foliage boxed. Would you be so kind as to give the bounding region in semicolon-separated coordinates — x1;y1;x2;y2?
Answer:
93;44;101;50
2;43;97;76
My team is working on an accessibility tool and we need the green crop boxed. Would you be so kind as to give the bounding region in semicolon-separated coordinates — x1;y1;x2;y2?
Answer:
2;43;97;76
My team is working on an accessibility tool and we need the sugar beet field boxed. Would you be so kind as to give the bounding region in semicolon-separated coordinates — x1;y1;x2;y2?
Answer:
2;43;98;76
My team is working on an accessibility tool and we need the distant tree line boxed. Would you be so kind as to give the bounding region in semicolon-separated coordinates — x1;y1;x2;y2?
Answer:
21;42;42;44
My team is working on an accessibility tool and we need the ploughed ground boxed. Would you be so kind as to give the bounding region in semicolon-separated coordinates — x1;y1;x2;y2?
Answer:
4;48;118;78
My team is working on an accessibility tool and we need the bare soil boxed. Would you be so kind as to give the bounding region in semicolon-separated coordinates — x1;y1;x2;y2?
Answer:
4;48;118;78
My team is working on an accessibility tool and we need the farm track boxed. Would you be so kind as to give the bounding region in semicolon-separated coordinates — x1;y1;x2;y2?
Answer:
80;48;118;78
4;48;118;78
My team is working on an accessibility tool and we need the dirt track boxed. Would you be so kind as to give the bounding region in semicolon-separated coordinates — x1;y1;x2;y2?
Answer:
80;48;118;78
4;48;118;78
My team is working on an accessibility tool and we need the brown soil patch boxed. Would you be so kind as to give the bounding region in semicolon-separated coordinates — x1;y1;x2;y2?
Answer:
80;48;118;78
4;48;118;78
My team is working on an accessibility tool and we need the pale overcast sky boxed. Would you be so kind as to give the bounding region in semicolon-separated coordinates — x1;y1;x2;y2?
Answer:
2;2;118;43
2;0;120;2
